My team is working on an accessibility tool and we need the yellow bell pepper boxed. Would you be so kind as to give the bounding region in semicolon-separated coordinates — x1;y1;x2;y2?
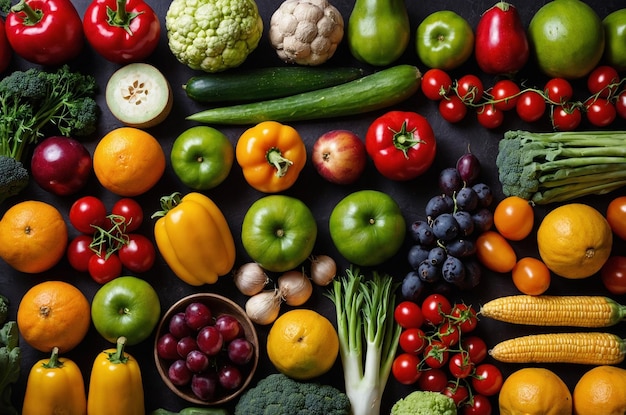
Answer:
87;337;144;415
235;120;307;193
152;192;236;286
22;347;87;415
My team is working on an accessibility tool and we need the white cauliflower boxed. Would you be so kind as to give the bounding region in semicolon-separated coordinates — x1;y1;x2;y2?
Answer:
166;0;264;72
269;0;344;66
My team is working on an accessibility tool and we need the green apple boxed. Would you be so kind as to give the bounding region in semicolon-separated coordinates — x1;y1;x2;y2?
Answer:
91;276;161;345
415;10;474;71
603;8;626;72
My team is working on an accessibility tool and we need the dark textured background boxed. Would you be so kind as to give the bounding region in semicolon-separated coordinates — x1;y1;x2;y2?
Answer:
2;0;625;413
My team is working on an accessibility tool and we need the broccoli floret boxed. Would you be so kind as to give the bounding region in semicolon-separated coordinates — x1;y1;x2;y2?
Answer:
234;373;351;415
0;157;29;205
391;391;457;415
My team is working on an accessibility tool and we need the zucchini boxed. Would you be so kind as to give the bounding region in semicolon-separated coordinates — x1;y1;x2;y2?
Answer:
186;65;422;125
184;66;365;103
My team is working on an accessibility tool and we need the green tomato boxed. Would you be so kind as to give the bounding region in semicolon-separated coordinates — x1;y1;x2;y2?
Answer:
603;8;626;72
416;10;474;71
91;276;161;346
329;190;406;267
241;195;317;273
171;125;234;190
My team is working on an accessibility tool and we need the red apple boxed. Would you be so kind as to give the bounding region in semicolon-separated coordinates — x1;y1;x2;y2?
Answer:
30;136;92;195
312;130;366;185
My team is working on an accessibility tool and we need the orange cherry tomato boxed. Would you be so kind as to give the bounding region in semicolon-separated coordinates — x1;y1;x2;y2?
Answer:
511;257;551;295
606;196;626;240
493;196;534;241
476;231;517;273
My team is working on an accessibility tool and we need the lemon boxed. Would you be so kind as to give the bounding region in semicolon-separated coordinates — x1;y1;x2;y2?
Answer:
266;309;339;380
573;365;626;415
499;367;572;415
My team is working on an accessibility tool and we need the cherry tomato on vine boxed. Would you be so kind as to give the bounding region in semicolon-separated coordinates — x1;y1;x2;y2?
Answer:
392;353;422;385
585;98;617;127
544;78;573;104
449;351;474;379
423;340;449;369
516;90;546;122
67;234;96;272
462;394;493;415
118;233;156;273
477;104;504;129
606;196;626;240
512;257;551;295
587;65;620;98
450;303;478;333
417;368;447;392
88;252;123;284
69;196;108;234
421;68;452;101
616;91;626;119
457;74;484;104
471;363;504;396
461;336;488;364
399;327;427;354
112;198;144;232
601;256;626;295
443;381;470;407
422;293;452;326
437;319;460;347
476;230;517;273
551;104;582;131
492;79;520;111
493;195;534;241
439;95;468;123
394;300;424;329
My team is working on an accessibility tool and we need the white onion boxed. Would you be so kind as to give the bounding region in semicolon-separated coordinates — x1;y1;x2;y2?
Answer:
245;289;282;325
278;270;313;306
234;262;269;296
309;255;337;286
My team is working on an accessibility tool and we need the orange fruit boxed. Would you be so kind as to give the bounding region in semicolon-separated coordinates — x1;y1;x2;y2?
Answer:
17;281;91;353
0;200;67;273
573;365;626;415
266;309;338;380
499;367;572;415
537;203;612;279
93;127;165;196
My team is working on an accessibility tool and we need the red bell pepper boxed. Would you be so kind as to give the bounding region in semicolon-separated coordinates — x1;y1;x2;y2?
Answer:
5;0;84;66
365;110;437;181
83;0;161;64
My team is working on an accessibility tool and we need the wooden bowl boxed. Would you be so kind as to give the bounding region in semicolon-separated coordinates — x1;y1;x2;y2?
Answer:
154;293;259;405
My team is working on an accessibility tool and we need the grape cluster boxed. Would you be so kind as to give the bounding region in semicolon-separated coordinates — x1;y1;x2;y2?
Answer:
402;153;494;299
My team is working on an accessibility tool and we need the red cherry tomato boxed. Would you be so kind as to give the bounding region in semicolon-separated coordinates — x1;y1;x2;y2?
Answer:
439;95;468;123
476;230;517;273
471;363;504;396
493;196;534;241
394;301;424;329
477;104;504;129
616;91;626;119
111;198;144;232
118;233;156;273
88;252;122;284
512;257;551;295
492;79;521;111
421;294;452;326
457;74;484;104
66;234;96;272
462;394;493;415
544;78;573;104
69;196;108;234
421;68;453;101
516;90;546;122
607;196;626;240
551;104;582;131
585;98;617;127
449;351;474;379
417;368;448;392
450;303;478;334
587;65;620;97
399;327;427;355
601;256;626;295
443;381;470;407
437;319;461;347
461;336;488;364
423;340;449;369
391;353;421;385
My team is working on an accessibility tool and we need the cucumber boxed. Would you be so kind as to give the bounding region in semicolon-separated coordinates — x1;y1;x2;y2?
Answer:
183;66;365;103
186;65;422;125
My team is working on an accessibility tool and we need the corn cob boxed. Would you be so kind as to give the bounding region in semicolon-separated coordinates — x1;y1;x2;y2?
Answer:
480;295;626;327
489;332;626;365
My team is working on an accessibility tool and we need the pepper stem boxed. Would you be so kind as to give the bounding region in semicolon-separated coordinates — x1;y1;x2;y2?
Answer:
266;147;293;178
107;336;130;364
107;0;145;36
151;192;183;219
11;0;43;26
390;121;424;158
42;347;64;369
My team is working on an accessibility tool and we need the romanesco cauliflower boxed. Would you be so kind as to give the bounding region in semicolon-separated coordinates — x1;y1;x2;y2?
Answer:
165;0;263;72
391;390;457;415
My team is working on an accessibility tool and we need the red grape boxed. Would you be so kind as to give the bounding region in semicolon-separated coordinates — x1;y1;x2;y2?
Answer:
186;349;210;373
215;314;243;342
191;373;218;401
219;365;243;390
228;338;254;365
168;359;192;386
185;302;213;330
197;325;224;356
176;336;198;358
157;333;180;360
169;312;192;339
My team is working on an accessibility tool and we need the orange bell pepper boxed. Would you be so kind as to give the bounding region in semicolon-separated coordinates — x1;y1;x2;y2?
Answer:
235;121;306;193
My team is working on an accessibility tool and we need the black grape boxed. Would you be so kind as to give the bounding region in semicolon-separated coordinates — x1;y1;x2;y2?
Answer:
418;260;441;283
432;213;459;241
472;183;493;208
439;167;463;195
409;220;435;245
408;244;431;270
401;271;425;301
425;194;454;218
442;256;466;283
453;211;475;236
455;186;479;212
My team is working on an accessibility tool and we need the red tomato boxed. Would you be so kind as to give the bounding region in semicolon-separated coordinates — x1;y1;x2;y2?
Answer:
423;340;449;369
421;294;452;326
492;79;521;111
69;196;108;234
601;256;626;295
439;95;468;123
112;198;144;232
544;78;573;104
399;327;427;355
551;104;582;131
88;252;123;284
118;233;156;273
394;301;424;329
607;196;626;240
67;234;96;272
450;303;478;333
493;196;534;241
457;74;484;104
587;65;620;97
512;257;551;295
417;368;447;392
471;363;503;396
461;336;488;364
462;394;493;415
421;69;452;101
392;353;421;385
516;90;546;122
585;98;617;127
437;320;461;347
449;351;474;379
476;104;504;129
476;230;517;273
365;111;437;181
443;381;470;407
616;91;626;119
